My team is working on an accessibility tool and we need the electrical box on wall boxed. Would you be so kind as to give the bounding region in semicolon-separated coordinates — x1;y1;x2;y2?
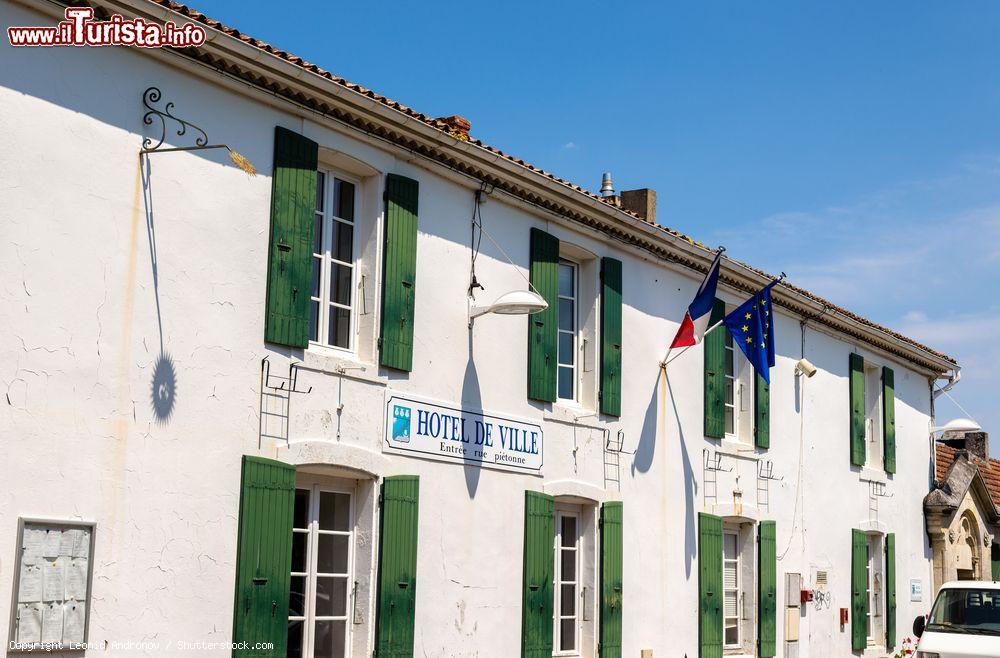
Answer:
786;573;802;608
800;589;814;604
840;607;849;627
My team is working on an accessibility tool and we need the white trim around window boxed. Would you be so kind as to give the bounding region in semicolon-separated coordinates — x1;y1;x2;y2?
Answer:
310;169;361;354
554;509;581;656
557;259;579;403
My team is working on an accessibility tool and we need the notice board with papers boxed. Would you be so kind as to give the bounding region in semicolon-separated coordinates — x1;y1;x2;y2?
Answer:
8;519;95;650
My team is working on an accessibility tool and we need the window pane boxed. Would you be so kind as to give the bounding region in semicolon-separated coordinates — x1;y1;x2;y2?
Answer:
329;306;351;349
724;591;738;617
314;214;323;253
291;532;308;572
287;618;305;658
724;624;738;645
725;345;734;376
293;489;309;529
330;264;352;306
560;584;576;615
331;221;354;263
310;300;319;342
559;619;575;651
334;179;355;222
724;533;737;558
314;619;347;658
312;257;321;297
561;549;576;581
558;366;573;400
558;333;574;366
558;263;574;297
725;407;734;434
289;575;306;617
317;534;349;574
314;576;348;617
316;172;325;212
558;298;574;331
319;492;351;531
561;517;577;547
725;380;734;405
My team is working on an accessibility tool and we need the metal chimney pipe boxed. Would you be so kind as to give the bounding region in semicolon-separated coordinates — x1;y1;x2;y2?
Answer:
600;172;615;197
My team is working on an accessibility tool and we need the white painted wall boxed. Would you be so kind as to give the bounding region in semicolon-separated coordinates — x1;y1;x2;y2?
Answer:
0;1;938;656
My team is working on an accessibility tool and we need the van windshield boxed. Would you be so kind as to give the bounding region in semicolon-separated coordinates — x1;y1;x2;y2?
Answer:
927;588;1000;635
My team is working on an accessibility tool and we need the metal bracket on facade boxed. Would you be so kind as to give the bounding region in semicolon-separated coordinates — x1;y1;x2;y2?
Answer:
758;460;783;481
870;481;893;499
703;449;732;473
258;357;314;447
605;429;633;455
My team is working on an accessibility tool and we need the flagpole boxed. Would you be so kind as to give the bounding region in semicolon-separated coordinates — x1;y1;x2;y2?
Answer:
659;319;725;369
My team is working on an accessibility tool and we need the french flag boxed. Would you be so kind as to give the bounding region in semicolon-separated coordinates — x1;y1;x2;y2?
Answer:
669;249;724;349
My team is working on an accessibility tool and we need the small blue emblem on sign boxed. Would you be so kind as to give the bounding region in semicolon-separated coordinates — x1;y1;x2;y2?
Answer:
392;405;411;442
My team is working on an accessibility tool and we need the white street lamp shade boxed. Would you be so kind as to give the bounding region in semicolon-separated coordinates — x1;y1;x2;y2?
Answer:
486;290;548;315
932;417;982;435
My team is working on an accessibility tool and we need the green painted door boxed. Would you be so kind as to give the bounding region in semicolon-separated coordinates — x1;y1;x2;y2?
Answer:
758;521;777;657
375;475;420;658
522;491;554;658
380;174;419;371
264;127;318;348
599;501;623;658
851;529;868;651
885;533;896;649
704;299;727;438
698;513;723;658
231;456;296;658
600;257;623;417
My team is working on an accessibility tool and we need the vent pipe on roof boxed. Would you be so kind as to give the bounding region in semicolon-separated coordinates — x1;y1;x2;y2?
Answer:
600;172;615;197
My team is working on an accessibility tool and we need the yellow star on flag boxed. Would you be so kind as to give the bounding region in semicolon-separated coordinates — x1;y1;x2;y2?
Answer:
742;324;749;332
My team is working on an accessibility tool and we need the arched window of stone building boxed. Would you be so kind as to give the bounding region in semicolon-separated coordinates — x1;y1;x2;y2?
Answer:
955;511;981;580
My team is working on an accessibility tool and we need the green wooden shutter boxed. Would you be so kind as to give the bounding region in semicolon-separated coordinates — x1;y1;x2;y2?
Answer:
232;456;296;658
600;258;623;417
375;475;420;658
704;299;727;439
851;529;868;651
883;366;896;473
992;543;1000;580
380;174;419;372
885;533;896;650
521;491;555;658
755;374;770;449
849;353;866;467
758;521;777;658
527;228;559;402
698;513;723;658
264;127;318;348
599;501;623;658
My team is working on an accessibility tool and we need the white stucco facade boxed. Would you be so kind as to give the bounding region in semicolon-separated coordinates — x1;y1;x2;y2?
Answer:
0;1;957;656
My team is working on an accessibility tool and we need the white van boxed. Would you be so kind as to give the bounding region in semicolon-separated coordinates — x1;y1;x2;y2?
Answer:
913;581;1000;657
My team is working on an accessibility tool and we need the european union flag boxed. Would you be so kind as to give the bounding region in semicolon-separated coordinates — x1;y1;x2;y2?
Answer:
722;280;779;384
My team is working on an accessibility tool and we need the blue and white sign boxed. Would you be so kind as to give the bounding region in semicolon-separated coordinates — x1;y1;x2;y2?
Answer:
384;393;543;475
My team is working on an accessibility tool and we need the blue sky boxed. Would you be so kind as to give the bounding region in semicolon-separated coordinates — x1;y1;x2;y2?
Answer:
192;0;1000;447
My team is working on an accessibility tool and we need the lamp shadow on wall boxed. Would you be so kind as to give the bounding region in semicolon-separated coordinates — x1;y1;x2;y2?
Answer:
461;330;483;499
140;154;177;424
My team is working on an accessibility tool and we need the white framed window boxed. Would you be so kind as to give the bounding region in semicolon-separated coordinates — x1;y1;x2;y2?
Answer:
557;260;578;402
866;534;884;645
289;482;355;658
310;170;359;352
554;511;581;655
724;316;755;443
864;365;883;468
723;528;741;648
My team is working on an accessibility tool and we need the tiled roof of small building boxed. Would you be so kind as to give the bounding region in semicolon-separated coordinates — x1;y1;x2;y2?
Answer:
937;444;1000;508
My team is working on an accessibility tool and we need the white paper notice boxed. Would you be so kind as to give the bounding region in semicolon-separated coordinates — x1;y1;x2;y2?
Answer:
17;603;42;644
22;527;45;565
41;603;63;644
18;563;43;602
72;530;90;558
42;558;64;601
63;602;85;644
65;558;88;600
59;529;78;556
42;529;62;558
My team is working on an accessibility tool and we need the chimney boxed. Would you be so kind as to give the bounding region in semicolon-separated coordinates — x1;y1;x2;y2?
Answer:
620;188;657;224
437;115;471;139
942;430;990;461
